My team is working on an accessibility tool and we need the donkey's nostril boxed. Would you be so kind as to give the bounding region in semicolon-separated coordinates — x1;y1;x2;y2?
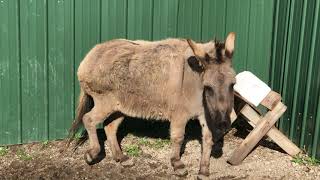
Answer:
218;95;225;102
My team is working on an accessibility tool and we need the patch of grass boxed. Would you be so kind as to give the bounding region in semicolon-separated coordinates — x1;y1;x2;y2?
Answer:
0;146;9;156
292;154;320;166
16;149;32;161
124;144;141;157
137;137;170;149
152;138;170;149
74;132;83;140
41;140;49;148
138;137;152;146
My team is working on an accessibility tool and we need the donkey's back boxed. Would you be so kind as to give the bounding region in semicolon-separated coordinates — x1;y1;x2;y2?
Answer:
78;38;188;93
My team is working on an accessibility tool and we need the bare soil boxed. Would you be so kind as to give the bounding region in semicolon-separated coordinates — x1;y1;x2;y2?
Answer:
0;119;319;180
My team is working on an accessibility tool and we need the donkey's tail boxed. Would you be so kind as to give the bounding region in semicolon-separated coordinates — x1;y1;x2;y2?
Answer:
66;88;94;148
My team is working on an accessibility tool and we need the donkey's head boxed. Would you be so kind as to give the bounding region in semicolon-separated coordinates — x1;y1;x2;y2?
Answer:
187;32;236;142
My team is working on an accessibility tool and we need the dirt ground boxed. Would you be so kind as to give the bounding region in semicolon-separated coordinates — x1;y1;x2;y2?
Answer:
0;119;319;180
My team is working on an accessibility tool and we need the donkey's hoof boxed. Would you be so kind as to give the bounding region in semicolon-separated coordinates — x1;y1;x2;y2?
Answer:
198;168;210;177
171;159;187;177
121;158;135;168
84;150;100;165
197;174;210;180
84;152;94;165
173;167;188;177
171;159;185;171
114;154;129;163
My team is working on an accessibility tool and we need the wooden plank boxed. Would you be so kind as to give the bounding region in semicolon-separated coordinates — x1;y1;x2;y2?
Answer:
241;105;301;156
260;91;282;110
227;102;287;165
234;91;281;110
230;109;238;124
234;92;262;114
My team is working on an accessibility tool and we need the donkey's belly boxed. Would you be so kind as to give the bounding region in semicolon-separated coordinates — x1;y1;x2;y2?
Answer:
115;90;170;121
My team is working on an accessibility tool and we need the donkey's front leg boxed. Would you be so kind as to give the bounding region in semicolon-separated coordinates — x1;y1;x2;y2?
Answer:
198;114;213;176
170;117;188;172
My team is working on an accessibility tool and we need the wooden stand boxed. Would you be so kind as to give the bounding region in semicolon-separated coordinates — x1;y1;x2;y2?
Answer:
228;91;301;165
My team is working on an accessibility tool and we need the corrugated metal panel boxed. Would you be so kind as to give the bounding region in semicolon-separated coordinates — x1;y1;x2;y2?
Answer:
0;0;21;144
152;0;179;40
202;0;226;40
20;0;48;143
176;0;203;41
202;0;274;82
127;0;153;40
74;0;101;99
101;0;127;41
271;0;320;159
0;0;275;146
47;0;75;140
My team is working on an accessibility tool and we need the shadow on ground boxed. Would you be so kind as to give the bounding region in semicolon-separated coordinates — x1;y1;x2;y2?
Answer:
74;115;285;166
232;118;285;154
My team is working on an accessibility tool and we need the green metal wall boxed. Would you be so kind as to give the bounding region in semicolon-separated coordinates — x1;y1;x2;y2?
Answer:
271;0;320;159
0;0;274;145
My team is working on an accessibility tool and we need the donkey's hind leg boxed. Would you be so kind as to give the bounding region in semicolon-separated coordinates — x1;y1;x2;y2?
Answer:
104;116;127;162
83;105;114;165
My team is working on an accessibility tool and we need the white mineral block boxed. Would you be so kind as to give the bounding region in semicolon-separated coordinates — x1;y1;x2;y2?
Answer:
234;71;271;106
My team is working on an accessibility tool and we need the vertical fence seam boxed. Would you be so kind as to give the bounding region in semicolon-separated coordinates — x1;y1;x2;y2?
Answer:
45;0;49;140
17;0;22;144
175;0;179;37
245;0;252;70
270;0;280;88
200;0;203;41
125;0;128;39
99;0;102;42
151;0;154;40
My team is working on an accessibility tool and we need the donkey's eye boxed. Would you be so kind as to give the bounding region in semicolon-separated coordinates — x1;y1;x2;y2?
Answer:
229;83;235;91
204;86;214;96
203;53;211;63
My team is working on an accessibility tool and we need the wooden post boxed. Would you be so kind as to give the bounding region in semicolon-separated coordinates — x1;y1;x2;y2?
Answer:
227;102;287;165
240;105;301;156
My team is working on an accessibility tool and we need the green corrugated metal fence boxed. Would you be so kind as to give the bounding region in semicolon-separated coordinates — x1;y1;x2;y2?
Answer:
271;0;320;159
1;0;274;147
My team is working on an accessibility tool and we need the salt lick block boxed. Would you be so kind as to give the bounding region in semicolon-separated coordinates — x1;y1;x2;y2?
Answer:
234;71;271;106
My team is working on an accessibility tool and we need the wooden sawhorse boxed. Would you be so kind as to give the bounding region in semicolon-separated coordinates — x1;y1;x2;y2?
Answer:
228;91;301;165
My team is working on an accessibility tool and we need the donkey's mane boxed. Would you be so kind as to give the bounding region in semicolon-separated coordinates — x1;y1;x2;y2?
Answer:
214;39;225;63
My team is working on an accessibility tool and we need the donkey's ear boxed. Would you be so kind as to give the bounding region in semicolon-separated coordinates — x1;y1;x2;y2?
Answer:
225;32;236;58
187;39;207;67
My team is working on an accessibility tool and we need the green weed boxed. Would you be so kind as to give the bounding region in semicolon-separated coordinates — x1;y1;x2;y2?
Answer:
0;146;9;156
124;144;141;157
291;154;320;166
74;132;83;140
152;138;170;149
16;149;32;161
138;137;152;146
41;140;49;148
138;137;170;149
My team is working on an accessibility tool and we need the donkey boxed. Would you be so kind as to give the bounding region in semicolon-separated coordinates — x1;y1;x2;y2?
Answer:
69;32;236;176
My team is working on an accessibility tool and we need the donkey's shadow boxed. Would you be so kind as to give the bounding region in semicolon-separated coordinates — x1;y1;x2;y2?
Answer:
76;117;284;165
82;118;224;165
